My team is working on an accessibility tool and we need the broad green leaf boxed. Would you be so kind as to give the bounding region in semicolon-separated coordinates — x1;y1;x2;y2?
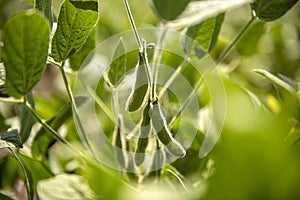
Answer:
126;53;150;112
1;11;50;98
251;0;299;22
0;129;23;148
152;0;190;21
166;0;252;29
107;37;127;87
17;154;53;192
236;21;265;56
37;174;96;200
184;13;224;59
253;69;296;93
51;0;99;62
35;0;53;25
18;92;35;143
69;28;96;71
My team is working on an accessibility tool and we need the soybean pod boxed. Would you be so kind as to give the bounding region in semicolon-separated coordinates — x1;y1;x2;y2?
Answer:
134;102;152;166
126;52;150;112
151;102;186;157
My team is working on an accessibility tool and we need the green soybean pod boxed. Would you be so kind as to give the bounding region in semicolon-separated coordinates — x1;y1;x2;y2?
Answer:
151;102;186;157
112;115;128;169
126;53;150;112
134;102;152;166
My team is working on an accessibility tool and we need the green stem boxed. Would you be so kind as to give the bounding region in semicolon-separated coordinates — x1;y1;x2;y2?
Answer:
167;17;256;127
24;101;70;146
60;66;95;156
152;28;167;101
0;97;23;104
217;16;256;64
123;0;142;50
9;148;33;200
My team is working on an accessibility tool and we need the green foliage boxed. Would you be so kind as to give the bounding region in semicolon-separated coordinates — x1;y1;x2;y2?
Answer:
184;13;225;58
1;11;50;98
51;0;98;62
69;28;96;71
0;0;300;199
152;0;190;21
251;0;299;21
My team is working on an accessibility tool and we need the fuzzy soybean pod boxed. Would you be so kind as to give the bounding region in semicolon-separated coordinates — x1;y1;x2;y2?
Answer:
112;115;128;169
151;102;186;157
134;102;152;166
126;53;150;112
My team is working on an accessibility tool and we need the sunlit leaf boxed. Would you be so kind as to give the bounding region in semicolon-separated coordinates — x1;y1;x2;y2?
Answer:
1;11;50;98
37;174;96;199
152;0;190;21
51;0;99;62
236;21;265;56
184;13;225;59
251;0;299;22
166;0;252;29
69;28;96;71
253;69;296;93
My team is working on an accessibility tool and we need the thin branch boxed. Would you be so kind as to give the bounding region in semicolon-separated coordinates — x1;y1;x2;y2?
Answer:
60;66;95;156
123;0;142;50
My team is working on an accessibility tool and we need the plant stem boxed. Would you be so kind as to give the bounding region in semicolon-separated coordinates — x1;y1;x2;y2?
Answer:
9;148;33;200
24;101;70;146
152;28;167;101
0;97;23;104
123;0;142;51
60;66;95;156
217;16;256;64
165;17;256;127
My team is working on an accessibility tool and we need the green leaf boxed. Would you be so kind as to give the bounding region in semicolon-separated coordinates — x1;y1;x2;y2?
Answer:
69;28;96;71
126;53;150;112
37;174;96;200
152;0;190;21
107;37;127;87
166;0;252;29
253;69;296;93
35;0;53;25
184;13;225;59
251;0;299;22
51;0;99;62
1;11;50;98
0;129;23;148
18;92;35;143
236;21;265;56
